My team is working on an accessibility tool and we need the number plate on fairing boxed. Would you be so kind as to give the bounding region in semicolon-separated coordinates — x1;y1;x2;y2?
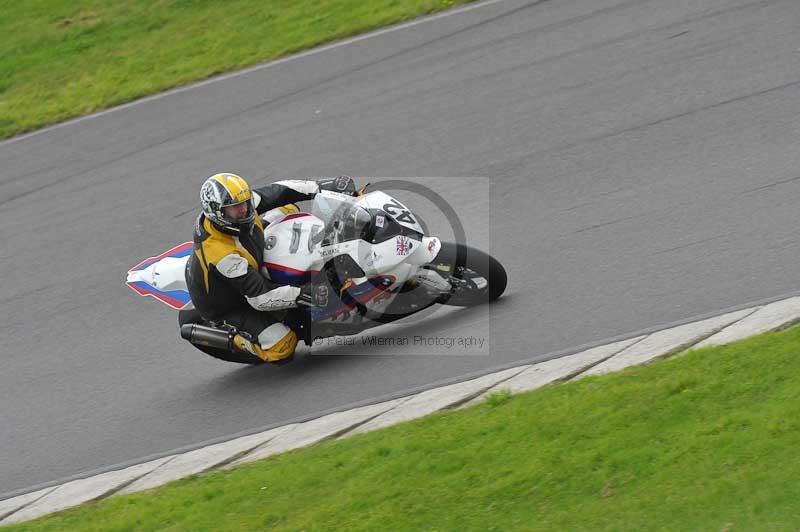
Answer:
357;191;424;233
262;212;325;285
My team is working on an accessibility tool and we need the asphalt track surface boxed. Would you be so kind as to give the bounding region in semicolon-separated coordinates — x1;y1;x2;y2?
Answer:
3;0;800;497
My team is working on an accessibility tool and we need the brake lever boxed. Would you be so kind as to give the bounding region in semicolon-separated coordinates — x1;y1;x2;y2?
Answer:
357;182;371;196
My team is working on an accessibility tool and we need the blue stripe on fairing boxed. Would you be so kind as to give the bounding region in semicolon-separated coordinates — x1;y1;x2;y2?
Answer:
130;281;192;305
265;267;313;286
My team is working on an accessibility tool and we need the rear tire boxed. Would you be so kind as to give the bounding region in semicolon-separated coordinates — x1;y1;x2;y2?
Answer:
428;242;507;306
178;309;264;365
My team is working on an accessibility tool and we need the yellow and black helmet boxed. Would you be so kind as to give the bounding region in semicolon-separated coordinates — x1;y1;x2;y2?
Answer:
199;173;256;234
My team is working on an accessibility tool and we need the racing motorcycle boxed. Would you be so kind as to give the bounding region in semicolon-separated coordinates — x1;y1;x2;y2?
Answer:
126;187;507;364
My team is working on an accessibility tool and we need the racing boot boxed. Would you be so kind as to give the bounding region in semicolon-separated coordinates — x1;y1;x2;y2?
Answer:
232;323;298;363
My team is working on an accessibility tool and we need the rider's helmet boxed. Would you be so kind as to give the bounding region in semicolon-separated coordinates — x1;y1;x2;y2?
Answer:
200;173;256;235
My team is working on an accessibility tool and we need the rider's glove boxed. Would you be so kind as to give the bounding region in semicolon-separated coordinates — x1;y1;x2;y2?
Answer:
317;175;358;196
296;282;330;307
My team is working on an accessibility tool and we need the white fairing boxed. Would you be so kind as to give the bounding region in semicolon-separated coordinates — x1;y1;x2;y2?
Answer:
261;213;329;276
260;191;446;324
127;256;189;291
406;237;442;265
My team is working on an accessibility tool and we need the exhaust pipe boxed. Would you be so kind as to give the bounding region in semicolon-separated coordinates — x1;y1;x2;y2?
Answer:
180;323;232;350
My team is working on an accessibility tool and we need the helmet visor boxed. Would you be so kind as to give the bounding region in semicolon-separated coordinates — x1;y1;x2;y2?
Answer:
221;198;256;227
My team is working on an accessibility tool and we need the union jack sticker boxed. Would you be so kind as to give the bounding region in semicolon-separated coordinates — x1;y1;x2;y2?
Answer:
396;235;411;256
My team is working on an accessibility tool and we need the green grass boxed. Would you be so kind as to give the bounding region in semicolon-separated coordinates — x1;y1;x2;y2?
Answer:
0;0;468;139
484;387;512;407
8;326;800;531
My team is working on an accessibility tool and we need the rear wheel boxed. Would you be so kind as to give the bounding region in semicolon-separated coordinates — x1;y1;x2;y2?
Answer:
427;242;507;307
178;309;264;365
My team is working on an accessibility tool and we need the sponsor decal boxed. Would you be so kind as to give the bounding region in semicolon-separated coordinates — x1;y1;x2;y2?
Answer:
396;235;411;256
320;247;341;258
319;189;350;200
375;215;385;228
427;238;438;252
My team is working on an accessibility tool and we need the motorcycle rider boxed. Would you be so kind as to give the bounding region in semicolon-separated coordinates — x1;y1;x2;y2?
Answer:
185;172;358;363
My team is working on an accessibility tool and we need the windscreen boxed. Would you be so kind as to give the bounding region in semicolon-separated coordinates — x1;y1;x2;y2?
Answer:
304;192;372;245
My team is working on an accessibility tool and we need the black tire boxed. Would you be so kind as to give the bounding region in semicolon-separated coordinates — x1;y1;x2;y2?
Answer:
178;309;264;365
428;242;507;306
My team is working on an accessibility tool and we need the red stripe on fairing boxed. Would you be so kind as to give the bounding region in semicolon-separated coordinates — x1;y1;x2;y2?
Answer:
125;281;187;309
264;262;318;276
129;241;193;272
274;213;311;225
331;276;396;316
127;281;150;296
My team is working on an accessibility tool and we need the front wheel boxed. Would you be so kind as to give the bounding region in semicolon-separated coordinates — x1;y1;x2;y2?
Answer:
427;242;507;307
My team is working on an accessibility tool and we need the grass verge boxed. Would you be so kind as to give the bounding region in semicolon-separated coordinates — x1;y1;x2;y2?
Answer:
0;0;470;140
7;326;800;530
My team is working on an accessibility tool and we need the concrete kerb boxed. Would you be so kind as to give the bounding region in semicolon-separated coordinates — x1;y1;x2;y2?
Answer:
0;487;57;523
4;297;800;526
578;307;759;378
694;296;800;348
2;456;175;525
459;335;647;408
121;424;298;494
343;366;531;437
226;397;411;468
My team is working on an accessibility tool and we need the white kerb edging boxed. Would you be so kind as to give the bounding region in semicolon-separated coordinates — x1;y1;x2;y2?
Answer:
460;335;646;408
580;307;758;377
2;456;174;524
121;424;297;494
694;296;800;348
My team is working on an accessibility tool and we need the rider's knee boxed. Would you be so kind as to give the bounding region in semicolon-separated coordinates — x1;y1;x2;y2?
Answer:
257;323;298;362
233;323;297;362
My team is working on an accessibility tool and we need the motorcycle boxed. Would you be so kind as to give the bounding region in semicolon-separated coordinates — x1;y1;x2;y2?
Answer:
126;187;507;364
